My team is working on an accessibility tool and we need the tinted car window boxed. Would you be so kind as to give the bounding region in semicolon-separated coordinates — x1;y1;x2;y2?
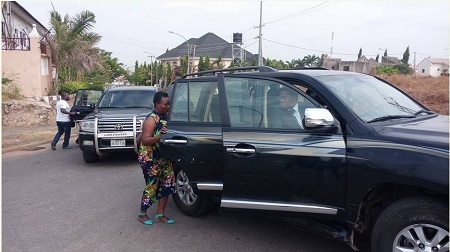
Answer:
224;77;316;129
189;81;220;123
171;83;188;121
317;74;423;121
171;82;220;123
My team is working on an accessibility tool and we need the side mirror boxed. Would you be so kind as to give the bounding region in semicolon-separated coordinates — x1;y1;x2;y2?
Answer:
89;103;96;109
304;108;335;128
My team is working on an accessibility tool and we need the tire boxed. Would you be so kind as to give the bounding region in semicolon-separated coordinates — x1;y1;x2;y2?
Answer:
83;151;99;163
172;169;214;217
371;196;449;252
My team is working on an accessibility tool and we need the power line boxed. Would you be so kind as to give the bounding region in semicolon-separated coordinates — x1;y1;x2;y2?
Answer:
265;1;334;25
263;38;404;57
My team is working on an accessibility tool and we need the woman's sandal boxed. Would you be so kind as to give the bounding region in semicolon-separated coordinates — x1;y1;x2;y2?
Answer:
138;212;153;225
154;213;175;224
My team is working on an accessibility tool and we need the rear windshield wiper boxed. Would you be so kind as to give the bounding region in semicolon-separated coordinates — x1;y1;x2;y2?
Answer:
367;115;415;123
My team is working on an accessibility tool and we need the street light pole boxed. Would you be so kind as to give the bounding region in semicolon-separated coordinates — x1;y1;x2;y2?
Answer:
169;31;190;75
144;51;156;85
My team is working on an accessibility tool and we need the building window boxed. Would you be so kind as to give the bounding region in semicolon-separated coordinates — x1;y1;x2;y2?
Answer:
41;58;49;75
343;66;350;71
422;69;425;73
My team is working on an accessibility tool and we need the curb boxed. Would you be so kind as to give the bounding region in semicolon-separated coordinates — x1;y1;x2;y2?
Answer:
2;133;78;154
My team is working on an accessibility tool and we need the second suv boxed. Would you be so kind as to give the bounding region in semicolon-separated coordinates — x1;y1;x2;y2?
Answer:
161;66;449;251
78;85;158;163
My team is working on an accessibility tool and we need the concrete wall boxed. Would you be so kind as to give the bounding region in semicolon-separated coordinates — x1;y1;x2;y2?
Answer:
2;37;52;97
340;61;373;74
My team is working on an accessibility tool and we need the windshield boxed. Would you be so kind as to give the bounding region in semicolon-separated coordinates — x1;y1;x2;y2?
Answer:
98;90;155;109
317;74;424;122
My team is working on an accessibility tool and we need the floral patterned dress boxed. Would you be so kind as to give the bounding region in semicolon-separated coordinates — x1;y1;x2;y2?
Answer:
138;111;176;211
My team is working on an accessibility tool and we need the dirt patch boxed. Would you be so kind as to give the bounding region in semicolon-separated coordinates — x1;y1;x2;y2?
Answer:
2;130;56;149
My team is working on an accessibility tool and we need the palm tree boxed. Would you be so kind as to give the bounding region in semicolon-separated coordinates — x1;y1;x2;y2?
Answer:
48;10;103;92
302;55;321;68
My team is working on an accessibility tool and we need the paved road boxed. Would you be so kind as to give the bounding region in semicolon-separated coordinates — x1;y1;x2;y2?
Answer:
3;143;358;252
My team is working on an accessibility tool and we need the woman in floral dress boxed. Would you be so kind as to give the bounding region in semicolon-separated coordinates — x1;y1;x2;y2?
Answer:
137;91;176;225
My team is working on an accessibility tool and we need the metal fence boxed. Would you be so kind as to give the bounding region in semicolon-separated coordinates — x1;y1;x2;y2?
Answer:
2;37;30;51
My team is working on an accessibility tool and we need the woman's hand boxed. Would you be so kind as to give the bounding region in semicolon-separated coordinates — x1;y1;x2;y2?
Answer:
160;125;168;134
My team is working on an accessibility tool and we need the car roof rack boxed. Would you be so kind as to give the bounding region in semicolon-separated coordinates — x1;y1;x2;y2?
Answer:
182;66;277;78
291;67;329;70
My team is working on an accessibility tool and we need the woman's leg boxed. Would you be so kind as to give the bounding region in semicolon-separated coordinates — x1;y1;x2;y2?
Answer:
156;196;169;214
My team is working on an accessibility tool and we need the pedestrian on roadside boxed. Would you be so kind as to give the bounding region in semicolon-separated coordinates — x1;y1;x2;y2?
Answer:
51;92;76;150
136;91;176;225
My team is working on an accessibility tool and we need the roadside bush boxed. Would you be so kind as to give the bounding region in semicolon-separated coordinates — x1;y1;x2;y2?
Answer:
393;63;413;75
59;81;88;94
375;65;398;76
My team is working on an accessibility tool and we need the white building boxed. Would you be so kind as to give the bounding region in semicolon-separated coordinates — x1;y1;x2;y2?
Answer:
416;58;449;77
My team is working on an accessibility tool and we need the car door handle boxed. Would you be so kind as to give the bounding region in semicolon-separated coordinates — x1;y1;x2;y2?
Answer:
227;148;256;154
165;139;188;144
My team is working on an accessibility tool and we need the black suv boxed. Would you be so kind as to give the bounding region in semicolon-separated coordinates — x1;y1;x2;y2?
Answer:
78;85;158;163
161;67;449;251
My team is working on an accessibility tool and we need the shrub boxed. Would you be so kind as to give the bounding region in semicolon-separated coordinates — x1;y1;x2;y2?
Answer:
59;81;88;94
375;65;398;76
393;63;413;75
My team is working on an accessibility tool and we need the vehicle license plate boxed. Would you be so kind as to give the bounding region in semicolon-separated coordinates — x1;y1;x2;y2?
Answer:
111;139;126;147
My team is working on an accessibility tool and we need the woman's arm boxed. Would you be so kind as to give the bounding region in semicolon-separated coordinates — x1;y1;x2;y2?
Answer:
140;117;162;146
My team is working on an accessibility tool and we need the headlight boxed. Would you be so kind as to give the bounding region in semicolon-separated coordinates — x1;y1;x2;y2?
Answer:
79;120;95;132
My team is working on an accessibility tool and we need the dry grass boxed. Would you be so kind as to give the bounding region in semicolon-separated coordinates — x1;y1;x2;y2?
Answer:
377;75;449;115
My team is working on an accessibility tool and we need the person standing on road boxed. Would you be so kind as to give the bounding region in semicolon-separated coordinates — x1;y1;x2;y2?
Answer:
51;92;76;150
136;91;176;225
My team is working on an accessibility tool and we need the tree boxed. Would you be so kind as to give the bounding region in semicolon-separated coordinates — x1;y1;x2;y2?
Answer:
402;46;410;64
358;47;362;60
83;51;127;86
375;54;379;62
48;10;103;93
302;55;321;68
204;54;212;70
251;58;257;66
165;63;173;88
228;60;236;68
198;55;205;71
179;53;189;75
213;54;225;69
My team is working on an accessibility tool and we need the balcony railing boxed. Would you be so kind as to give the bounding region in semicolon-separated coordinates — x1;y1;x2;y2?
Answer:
2;37;30;51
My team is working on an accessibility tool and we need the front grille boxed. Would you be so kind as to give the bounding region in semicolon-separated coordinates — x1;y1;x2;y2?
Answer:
97;117;146;132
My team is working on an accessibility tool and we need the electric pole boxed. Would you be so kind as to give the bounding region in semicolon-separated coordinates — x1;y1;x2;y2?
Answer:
258;1;263;66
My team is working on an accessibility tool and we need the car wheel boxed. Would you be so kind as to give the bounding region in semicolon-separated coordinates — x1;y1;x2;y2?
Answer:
172;169;214;217
371;196;449;252
83;151;99;163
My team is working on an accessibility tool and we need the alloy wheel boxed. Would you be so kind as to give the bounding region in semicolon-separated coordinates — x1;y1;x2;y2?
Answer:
393;223;449;252
176;170;197;206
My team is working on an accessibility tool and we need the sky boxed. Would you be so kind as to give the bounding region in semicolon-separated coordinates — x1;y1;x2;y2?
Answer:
19;0;450;69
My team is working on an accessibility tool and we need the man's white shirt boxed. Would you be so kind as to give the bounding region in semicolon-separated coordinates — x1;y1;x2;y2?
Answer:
292;103;303;128
56;100;71;122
